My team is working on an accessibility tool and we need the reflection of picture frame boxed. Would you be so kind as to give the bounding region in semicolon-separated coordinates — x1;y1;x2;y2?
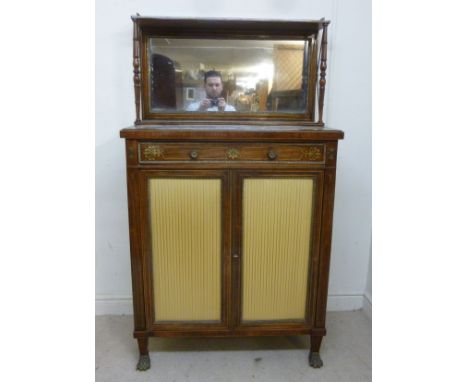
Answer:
186;88;195;101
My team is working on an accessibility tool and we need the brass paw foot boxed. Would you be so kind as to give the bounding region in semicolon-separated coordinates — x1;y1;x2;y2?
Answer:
136;355;151;371
308;351;323;368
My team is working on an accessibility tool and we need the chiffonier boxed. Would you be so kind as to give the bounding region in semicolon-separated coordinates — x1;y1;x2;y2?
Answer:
120;15;344;371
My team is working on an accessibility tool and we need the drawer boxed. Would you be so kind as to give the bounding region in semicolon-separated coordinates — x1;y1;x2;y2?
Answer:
138;142;326;163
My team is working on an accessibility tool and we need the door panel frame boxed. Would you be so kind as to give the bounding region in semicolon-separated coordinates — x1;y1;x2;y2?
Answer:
232;169;324;331
138;169;232;332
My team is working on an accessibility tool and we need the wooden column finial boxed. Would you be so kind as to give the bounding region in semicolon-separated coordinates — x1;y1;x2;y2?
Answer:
318;21;330;125
132;14;142;125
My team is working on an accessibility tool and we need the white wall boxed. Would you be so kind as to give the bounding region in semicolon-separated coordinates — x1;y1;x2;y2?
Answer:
363;245;372;319
95;0;372;314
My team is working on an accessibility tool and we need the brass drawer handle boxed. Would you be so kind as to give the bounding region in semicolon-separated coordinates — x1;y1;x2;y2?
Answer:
189;150;198;160
268;150;277;160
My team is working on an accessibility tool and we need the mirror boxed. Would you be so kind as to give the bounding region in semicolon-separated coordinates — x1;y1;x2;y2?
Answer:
148;38;311;114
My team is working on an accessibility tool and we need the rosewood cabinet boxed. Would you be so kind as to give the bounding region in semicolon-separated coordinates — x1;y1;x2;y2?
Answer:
120;16;344;371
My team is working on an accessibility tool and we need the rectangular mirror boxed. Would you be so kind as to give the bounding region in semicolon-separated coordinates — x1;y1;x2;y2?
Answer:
133;17;329;125
148;38;310;114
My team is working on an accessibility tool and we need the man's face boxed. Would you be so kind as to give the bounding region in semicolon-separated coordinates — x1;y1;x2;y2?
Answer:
204;76;223;98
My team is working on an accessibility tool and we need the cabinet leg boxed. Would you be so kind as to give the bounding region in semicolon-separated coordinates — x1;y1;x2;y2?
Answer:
136;337;151;371
308;335;323;368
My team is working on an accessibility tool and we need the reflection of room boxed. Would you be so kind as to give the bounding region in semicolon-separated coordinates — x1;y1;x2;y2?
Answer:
149;38;308;113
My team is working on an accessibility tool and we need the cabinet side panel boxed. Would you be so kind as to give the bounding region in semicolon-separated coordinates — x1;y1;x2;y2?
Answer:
242;178;313;321
149;178;222;322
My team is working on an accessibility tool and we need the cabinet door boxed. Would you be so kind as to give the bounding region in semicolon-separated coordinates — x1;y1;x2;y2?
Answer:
233;171;323;328
139;170;231;330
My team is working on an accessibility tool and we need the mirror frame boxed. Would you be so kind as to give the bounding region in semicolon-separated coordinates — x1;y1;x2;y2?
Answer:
131;16;330;126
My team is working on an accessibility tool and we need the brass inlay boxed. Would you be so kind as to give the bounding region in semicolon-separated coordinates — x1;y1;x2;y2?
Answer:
242;178;314;321
127;146;134;160
143;145;164;160
302;146;323;161
149;178;222;322
226;148;240;160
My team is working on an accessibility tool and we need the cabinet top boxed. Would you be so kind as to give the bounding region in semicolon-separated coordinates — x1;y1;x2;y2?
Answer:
120;125;344;141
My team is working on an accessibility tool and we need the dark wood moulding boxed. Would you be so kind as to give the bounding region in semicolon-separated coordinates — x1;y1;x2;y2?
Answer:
120;125;344;141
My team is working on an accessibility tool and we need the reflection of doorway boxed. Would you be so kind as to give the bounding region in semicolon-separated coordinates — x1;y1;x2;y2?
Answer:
150;54;177;109
270;44;305;111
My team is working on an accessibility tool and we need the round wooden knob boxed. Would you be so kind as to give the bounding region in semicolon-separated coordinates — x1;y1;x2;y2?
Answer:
268;150;277;160
189;150;198;160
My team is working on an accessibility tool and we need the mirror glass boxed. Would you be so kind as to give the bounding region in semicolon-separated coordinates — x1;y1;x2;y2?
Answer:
148;38;310;114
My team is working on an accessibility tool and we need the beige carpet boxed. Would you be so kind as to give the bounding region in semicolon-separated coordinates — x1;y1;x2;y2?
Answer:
96;310;371;382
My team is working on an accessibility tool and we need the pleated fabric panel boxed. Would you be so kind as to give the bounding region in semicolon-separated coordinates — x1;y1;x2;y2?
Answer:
149;178;222;322
242;178;314;321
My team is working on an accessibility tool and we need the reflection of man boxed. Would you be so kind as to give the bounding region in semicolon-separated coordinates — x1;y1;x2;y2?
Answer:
186;70;236;112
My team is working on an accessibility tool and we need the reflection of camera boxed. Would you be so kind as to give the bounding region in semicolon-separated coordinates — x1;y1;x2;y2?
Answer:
210;98;219;107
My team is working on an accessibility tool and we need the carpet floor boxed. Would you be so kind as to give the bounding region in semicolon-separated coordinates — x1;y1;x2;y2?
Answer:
96;310;371;382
